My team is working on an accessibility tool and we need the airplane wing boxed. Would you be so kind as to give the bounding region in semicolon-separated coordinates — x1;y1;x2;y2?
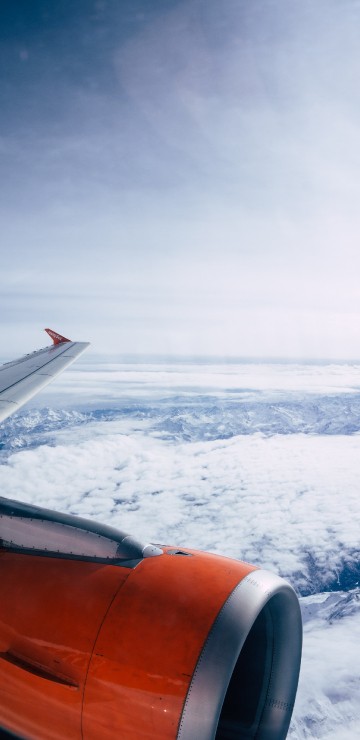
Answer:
0;328;90;423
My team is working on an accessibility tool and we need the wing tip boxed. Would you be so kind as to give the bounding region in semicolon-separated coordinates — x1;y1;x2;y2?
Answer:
44;328;71;345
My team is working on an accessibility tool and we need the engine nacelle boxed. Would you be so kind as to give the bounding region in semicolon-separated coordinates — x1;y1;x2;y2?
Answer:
0;498;302;739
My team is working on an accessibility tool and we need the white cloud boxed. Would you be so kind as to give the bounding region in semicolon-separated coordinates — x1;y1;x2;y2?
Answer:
1;423;359;594
1;423;359;736
1;356;359;734
290;591;360;738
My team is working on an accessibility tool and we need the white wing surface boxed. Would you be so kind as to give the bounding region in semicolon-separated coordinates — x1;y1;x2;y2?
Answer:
0;329;90;423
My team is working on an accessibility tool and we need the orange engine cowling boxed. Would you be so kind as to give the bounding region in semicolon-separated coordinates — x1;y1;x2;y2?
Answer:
0;498;302;740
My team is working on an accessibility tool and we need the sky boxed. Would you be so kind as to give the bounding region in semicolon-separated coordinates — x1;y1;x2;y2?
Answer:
2;0;360;358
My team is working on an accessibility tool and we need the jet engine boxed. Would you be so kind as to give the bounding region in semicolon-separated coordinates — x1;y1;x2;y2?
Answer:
0;497;302;740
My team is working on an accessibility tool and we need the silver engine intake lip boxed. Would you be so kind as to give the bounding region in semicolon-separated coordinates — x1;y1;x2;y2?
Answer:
177;569;302;740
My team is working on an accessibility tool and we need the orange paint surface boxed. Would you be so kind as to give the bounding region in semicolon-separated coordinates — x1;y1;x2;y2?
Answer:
83;548;255;739
0;551;130;739
0;548;256;739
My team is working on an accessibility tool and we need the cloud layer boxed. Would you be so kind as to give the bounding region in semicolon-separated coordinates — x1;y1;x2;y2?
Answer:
1;356;359;735
2;359;360;596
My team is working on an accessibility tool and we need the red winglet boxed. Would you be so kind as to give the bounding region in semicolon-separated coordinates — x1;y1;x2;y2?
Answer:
45;328;71;345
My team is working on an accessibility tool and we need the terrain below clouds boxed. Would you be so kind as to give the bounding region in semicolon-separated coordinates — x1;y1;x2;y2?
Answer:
0;359;359;737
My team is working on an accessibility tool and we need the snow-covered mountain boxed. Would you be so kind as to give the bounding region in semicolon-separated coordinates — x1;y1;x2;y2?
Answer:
0;359;359;737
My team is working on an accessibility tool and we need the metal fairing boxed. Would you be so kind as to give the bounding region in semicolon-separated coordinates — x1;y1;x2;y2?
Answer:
0;497;162;565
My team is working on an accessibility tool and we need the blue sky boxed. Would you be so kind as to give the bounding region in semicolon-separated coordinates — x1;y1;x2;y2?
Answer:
2;0;360;358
